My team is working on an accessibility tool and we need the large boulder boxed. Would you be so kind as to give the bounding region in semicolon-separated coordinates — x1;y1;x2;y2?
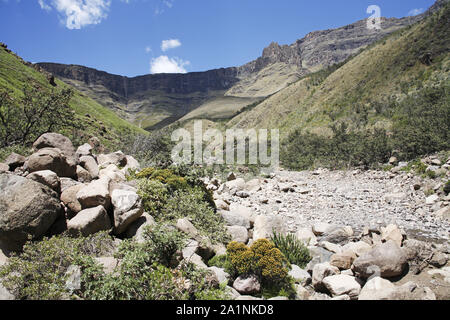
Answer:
359;277;436;300
342;241;373;257
312;262;340;292
125;212;155;242
227;225;249;244
79;156;99;179
0;163;9;173
289;264;312;285
229;203;255;227
330;251;357;270
111;188;143;235
322;274;362;300
352;240;408;279
5;153;26;171
27;170;61;193
76;165;92;183
33;133;76;162
97;151;127;168
67;205;111;236
122;155;140;173
253;215;286;240
233;274;261;295
320;227;351;245
358;277;397;300
380;224;404;247
296;227;318;246
220;211;251;229
99;164;126;183
76;177;111;209
27;148;77;178
208;266;230;284
60;184;85;217
0;174;62;251
76;143;93;158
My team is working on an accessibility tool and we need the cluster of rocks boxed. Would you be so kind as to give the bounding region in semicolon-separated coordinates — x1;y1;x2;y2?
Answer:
0;133;148;255
211;165;450;243
204;171;450;300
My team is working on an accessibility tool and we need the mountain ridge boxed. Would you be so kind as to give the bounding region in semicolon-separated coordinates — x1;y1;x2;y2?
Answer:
36;2;442;130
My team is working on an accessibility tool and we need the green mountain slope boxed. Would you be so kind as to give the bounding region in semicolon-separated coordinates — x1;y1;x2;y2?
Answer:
0;43;147;157
227;3;449;169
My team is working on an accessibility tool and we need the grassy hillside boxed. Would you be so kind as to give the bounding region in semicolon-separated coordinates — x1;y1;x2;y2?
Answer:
227;3;450;169
0;44;147;159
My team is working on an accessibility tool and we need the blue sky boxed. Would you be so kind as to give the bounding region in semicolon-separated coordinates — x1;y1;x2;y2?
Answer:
0;0;436;77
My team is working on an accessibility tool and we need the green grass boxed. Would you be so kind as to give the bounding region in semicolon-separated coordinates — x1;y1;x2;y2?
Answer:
0;44;147;152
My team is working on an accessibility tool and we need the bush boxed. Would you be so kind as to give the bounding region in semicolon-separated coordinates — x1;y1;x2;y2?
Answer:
0;232;115;300
392;85;450;160
161;188;229;244
444;180;450;195
136;179;168;217
226;239;295;299
271;232;312;268
0;83;76;148
207;254;230;269
226;239;290;283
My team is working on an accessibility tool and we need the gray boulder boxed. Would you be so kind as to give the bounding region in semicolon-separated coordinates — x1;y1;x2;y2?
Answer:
312;262;340;292
227;225;249;243
67;205;111;236
60;184;85;217
111;188;143;235
289;264;312;285
253;215;286;240
233;274;261;295
322;274;362;300
27;148;77;178
33;133;76;160
79;156;99;179
352;240;408;279
76;177;111;209
0;174;62;251
125;212;155;242
5;152;26;170
27;170;61;193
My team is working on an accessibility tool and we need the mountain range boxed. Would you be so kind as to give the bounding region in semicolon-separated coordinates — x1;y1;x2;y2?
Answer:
36;4;437;131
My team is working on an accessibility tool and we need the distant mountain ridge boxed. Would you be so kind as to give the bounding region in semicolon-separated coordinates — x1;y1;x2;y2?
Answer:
36;2;440;130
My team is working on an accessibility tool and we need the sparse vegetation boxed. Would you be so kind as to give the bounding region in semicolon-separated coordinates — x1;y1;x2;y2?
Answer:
271;232;312;268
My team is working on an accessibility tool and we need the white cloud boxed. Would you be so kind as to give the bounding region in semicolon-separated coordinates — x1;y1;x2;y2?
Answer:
38;0;113;29
145;46;152;53
408;8;424;16
150;55;189;74
155;0;174;15
161;39;181;52
38;0;51;11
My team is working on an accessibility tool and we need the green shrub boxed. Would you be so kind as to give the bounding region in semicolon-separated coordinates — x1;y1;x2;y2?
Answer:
0;83;77;148
0;232;115;300
271;232;312;268
226;239;295;299
137;179;168;217
226;240;289;282
140;224;187;267
207;254;230;269
444;180;450;195
161;187;229;244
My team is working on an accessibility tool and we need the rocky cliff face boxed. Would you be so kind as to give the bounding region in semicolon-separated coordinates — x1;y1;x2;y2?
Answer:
36;2;437;130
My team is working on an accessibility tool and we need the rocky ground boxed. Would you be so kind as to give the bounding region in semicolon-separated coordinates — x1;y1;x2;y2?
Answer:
214;168;450;243
208;158;450;300
0;132;449;300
